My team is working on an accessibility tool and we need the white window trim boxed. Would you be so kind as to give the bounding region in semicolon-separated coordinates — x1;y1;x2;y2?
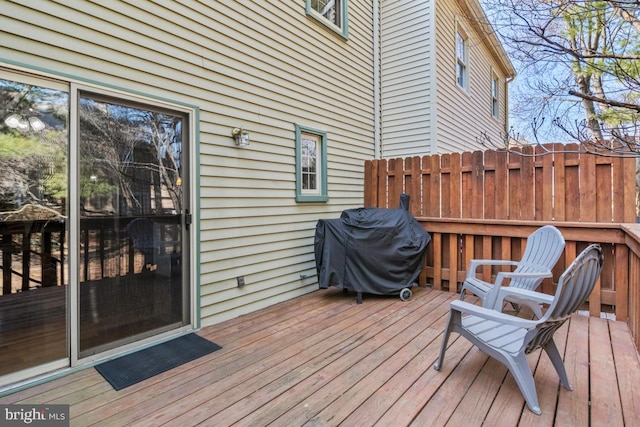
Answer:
456;23;469;91
305;0;349;39
491;72;500;119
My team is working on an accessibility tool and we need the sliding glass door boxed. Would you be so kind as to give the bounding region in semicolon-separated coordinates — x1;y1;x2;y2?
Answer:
0;70;192;385
0;74;69;377
78;93;188;356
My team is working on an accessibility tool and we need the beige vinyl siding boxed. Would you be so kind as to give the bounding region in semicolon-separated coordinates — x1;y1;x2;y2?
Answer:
380;0;435;158
434;0;510;153
0;1;375;325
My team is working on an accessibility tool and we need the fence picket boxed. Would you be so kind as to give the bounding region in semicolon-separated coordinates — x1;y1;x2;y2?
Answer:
582;151;597;222
461;152;473;218
407;156;421;216
521;145;535;220
508;149;522;220
428;154;442;217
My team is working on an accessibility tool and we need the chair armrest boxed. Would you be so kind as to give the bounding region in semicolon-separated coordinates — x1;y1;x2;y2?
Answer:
466;259;519;279
484;270;552;308
493;286;554;308
494;270;552;281
450;300;538;328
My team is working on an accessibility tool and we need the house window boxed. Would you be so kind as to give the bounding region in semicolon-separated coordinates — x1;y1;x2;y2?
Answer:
295;125;328;202
456;29;468;90
492;74;499;118
306;0;349;38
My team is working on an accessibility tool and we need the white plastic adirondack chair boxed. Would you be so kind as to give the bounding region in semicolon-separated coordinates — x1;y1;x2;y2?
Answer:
434;244;603;415
460;225;565;316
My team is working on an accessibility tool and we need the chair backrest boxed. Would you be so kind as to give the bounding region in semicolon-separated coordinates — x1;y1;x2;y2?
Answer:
524;244;603;353
512;225;566;290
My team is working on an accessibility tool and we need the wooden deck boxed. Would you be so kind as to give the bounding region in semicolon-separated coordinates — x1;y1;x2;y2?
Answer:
2;286;640;426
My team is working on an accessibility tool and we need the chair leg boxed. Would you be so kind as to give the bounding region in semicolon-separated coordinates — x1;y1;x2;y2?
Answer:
434;310;457;371
509;302;521;314
522;300;543;318
459;284;467;301
506;352;542;415
543;339;573;391
459;281;487;306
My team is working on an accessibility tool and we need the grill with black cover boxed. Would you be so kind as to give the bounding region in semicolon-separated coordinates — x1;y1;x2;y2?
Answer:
314;194;431;303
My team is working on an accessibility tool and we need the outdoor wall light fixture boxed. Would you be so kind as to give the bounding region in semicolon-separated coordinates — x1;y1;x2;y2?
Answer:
232;127;250;147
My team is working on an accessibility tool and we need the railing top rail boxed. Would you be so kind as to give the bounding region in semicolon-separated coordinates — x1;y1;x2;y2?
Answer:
416;218;628;243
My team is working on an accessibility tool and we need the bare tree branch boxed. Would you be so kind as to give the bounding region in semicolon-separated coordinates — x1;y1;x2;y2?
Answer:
568;90;640;111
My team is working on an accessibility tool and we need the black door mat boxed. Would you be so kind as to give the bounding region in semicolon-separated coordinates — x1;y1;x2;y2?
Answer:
95;333;222;390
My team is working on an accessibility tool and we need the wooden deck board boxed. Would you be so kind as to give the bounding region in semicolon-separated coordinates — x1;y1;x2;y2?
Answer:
1;287;639;427
72;292;384;425
224;291;447;427
372;335;472;426
590;316;625;426
483;369;527;426
445;357;509;426
609;320;640;426
278;294;448;425
517;328;564;427
411;346;490;426
556;313;590;427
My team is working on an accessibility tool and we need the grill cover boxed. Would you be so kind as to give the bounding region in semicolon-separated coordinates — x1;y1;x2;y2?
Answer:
314;196;431;297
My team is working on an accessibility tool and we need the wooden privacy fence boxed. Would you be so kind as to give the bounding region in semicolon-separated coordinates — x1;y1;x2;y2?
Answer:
364;145;638;330
365;143;636;222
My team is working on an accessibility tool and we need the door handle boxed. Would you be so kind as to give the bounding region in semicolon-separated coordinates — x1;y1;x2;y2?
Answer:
185;209;192;229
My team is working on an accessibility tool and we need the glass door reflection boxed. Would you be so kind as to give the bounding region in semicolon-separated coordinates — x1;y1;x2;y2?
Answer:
78;94;186;357
0;76;69;376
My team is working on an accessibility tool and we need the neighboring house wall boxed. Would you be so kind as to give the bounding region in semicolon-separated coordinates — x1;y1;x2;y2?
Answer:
0;1;376;326
380;0;436;158
380;0;514;157
434;0;513;153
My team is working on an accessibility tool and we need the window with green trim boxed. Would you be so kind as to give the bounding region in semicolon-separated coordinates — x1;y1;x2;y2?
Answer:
306;0;349;38
295;125;328;202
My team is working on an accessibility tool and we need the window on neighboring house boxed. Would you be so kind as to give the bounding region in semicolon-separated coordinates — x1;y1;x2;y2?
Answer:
456;29;468;90
492;74;499;118
306;0;349;38
295;125;328;202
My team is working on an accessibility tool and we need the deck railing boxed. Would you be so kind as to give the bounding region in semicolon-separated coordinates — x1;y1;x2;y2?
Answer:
413;219;640;352
364;146;640;352
0;215;181;295
415;218;627;313
0;219;66;293
623;224;640;351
